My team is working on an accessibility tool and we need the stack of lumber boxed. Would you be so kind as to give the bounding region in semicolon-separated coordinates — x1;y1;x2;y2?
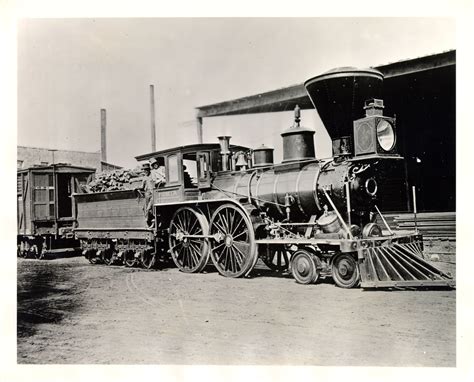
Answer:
376;211;456;240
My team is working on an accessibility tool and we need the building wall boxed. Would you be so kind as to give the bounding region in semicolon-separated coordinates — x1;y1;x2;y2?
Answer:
17;146;121;172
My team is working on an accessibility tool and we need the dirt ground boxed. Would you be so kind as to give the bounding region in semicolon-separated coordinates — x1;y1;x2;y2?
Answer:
17;256;456;366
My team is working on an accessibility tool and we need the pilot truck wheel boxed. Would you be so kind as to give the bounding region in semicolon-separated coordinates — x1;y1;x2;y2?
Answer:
331;253;360;288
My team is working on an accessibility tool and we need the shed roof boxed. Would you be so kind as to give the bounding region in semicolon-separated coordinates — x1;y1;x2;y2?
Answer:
196;50;455;118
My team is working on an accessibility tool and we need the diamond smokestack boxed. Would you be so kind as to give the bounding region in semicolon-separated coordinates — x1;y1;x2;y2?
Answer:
304;67;384;143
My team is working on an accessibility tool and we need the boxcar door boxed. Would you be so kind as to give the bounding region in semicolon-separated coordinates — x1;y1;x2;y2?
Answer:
32;172;55;221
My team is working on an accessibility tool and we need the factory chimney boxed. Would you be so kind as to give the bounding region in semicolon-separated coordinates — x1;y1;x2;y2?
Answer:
100;108;107;163
150;84;157;152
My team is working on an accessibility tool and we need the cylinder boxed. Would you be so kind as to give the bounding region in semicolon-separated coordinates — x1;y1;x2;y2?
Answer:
253;144;274;167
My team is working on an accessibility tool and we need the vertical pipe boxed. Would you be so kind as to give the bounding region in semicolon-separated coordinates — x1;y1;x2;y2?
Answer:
150;85;156;152
345;182;351;228
412;186;418;233
196;116;203;144
100;109;107;163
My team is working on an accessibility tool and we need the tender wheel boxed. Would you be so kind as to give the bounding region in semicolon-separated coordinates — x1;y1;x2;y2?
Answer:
140;249;156;269
124;250;138;267
30;244;42;260
169;207;210;273
18;242;28;258
332;253;360;288
209;203;257;278
291;250;320;284
262;244;291;272
86;250;100;264
101;249;115;266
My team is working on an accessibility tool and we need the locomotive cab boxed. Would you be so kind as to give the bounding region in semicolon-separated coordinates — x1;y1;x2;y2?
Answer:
135;142;251;205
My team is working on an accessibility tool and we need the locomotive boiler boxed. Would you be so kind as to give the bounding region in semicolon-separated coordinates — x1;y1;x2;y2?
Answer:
74;67;454;289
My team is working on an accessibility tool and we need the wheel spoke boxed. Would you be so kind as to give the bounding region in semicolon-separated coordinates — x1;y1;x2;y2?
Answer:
229;209;235;233
212;241;226;252
213;219;227;235
232;243;248;263
231;215;244;236
223;247;229;270
177;245;184;260
230;246;243;269
177;214;186;233
189;242;201;263
232;230;247;241
218;213;229;234
234;240;250;254
217;247;226;263
169;242;182;253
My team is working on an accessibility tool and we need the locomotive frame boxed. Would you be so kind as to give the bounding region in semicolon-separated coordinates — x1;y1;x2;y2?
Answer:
74;138;454;289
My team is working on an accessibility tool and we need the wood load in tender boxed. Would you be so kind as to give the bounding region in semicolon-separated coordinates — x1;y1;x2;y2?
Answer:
73;67;455;289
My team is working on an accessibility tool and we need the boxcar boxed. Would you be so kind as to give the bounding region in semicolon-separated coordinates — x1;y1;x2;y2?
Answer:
17;164;95;259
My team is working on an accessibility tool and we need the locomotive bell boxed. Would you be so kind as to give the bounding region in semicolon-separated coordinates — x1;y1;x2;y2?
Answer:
281;105;316;163
253;144;274;167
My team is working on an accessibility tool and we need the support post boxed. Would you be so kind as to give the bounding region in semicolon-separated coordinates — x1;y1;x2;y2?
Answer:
345;182;351;228
412;186;418;233
100;109;107;163
196;115;203;144
150;85;156;152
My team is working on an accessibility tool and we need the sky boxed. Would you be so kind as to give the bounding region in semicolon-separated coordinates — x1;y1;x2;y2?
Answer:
17;18;456;168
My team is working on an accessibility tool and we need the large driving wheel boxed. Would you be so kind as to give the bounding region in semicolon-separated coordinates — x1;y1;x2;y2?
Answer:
291;249;320;284
169;207;210;273
262;245;291;272
209;203;257;278
332;253;360;288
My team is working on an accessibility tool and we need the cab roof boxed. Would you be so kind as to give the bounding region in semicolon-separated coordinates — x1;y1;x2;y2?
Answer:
17;163;96;174
135;143;250;162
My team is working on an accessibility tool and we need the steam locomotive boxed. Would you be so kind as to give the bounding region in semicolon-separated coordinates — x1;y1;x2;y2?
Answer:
73;67;454;289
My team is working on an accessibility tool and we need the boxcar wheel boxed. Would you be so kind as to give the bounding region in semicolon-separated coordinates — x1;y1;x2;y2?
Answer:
209;203;257;278
140;249;156;269
291;249;320;284
30;244;42;260
169;207;210;273
124;250;138;267
332;253;360;288
102;249;115;266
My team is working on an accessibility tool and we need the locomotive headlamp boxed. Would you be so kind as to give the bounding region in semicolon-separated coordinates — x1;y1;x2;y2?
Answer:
353;99;398;157
376;120;395;151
